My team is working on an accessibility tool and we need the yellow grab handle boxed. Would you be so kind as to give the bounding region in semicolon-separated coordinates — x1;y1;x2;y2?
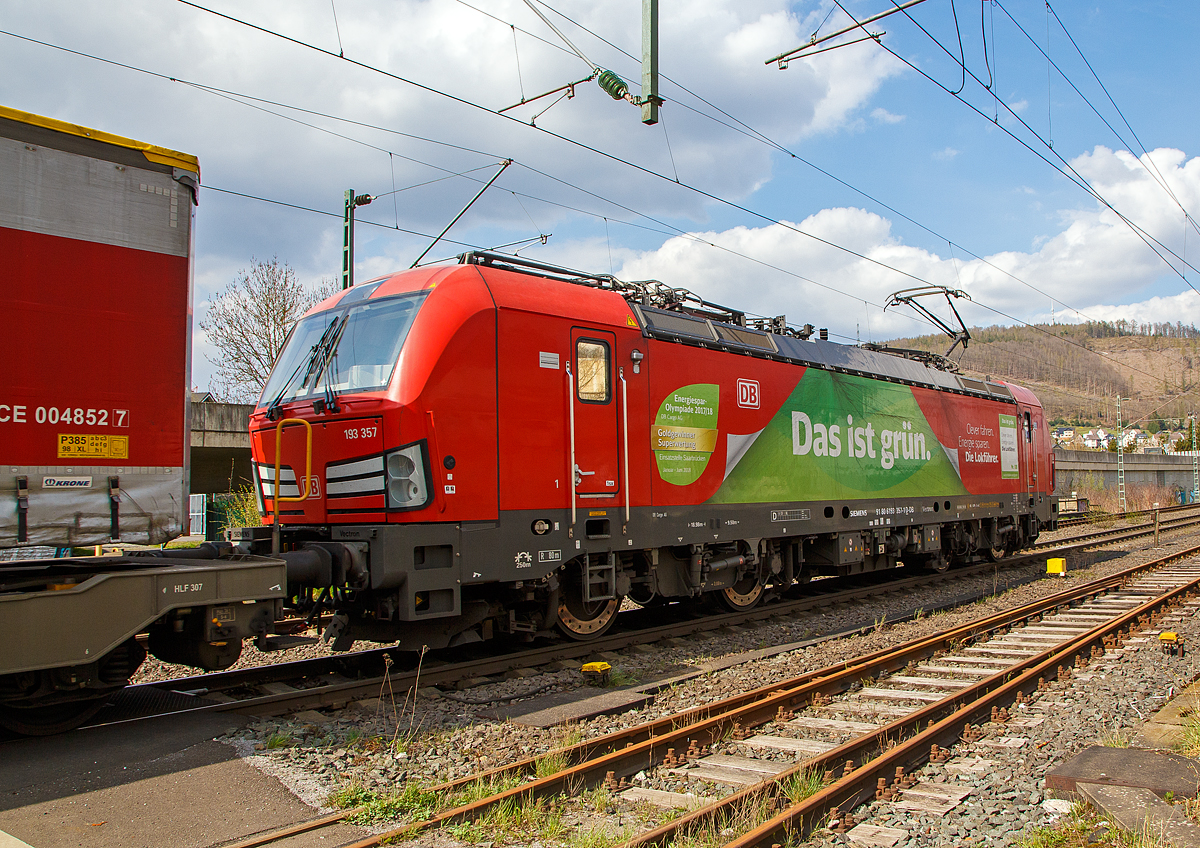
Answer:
273;419;313;525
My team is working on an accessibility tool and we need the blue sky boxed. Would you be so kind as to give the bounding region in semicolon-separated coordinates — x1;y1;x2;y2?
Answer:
2;1;1197;391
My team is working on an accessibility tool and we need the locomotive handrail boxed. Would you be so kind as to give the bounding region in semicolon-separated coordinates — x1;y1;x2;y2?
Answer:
273;418;313;505
567;362;577;530
620;366;630;530
272;418;312;554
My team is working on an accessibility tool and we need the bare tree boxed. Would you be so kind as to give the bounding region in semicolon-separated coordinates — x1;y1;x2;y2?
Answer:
200;257;337;402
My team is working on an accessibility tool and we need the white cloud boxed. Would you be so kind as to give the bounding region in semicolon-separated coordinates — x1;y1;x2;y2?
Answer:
1034;290;1200;328
871;107;905;124
617;146;1200;342
933;147;959;160
0;1;914;388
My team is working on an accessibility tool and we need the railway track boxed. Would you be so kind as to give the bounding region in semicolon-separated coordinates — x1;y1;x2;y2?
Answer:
101;559;1026;728
197;537;1200;847
95;509;1200;731
1056;501;1199;530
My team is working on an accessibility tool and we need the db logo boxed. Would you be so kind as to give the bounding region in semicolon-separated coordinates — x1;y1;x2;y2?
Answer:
737;379;760;409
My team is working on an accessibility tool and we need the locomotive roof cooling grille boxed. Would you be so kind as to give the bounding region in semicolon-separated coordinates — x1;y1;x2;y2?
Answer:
712;323;777;352
957;376;1015;400
638;306;716;341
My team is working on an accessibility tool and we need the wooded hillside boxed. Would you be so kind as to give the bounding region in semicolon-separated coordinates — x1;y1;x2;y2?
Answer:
886;321;1199;428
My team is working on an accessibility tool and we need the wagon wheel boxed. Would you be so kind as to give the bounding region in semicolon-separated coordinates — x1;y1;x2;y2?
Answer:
0;695;111;736
717;574;765;612
556;559;621;640
921;553;951;573
984;544;1008;563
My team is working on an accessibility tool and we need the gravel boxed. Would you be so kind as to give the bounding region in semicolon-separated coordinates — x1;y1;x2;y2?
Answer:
210;522;1200;846
806;558;1200;846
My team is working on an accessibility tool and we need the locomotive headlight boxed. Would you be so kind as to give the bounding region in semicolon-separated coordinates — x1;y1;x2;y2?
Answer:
385;442;429;509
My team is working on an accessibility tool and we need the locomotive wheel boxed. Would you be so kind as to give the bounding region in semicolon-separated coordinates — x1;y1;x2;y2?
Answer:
984;545;1008;563
0;695;111;736
557;594;620;640
717;575;764;612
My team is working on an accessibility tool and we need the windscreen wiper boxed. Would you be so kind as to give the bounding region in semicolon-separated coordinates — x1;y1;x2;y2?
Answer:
265;315;343;421
311;321;347;415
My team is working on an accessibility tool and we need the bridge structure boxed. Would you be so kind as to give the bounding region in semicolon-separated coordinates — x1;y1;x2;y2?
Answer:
190;398;253;495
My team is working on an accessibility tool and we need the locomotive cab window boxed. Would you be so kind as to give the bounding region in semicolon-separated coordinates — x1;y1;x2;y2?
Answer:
1024;411;1032;442
576;340;610;403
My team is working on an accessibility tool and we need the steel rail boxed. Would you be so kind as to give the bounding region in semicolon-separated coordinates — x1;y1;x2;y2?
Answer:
125;561;1018;719
116;514;1200;729
718;558;1200;848
1058;502;1199;529
1032;511;1200;550
325;543;1200;848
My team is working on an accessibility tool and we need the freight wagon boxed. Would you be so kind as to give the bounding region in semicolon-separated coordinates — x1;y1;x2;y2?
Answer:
0;105;195;548
0;107;287;735
244;252;1057;651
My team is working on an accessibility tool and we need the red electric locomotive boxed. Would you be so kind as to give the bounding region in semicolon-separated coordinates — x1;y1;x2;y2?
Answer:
245;252;1056;650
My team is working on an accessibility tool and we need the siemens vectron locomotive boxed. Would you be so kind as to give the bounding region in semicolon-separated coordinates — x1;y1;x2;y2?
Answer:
246;252;1056;650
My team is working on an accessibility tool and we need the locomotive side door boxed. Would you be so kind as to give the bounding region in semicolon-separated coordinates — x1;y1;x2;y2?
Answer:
569;328;620;499
1020;406;1035;506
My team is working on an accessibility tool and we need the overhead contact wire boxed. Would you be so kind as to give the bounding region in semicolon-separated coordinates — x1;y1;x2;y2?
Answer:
3;23;1178;383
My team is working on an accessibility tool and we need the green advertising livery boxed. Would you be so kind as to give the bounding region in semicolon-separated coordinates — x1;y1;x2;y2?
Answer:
654;383;720;485
711;369;968;503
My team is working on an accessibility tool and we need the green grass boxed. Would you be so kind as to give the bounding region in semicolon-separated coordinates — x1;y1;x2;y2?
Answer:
164;538;203;548
779;766;826;805
535;748;570;778
581;783;614;815
327;782;442;824
668;789;778;848
1098;726;1132;748
567;825;620;848
265;733;290;749
1176;709;1200;757
605;669;641;687
326;783;374;810
1018;801;1174;848
444;795;567;844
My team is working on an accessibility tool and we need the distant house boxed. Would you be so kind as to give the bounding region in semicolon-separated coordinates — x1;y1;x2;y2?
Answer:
1053;427;1075;443
1082;428;1110;449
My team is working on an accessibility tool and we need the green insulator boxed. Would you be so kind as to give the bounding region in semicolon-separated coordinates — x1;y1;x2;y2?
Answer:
597;69;628;101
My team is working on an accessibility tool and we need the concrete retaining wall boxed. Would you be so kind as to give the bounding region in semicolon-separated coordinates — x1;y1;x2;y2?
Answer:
1053;447;1200;496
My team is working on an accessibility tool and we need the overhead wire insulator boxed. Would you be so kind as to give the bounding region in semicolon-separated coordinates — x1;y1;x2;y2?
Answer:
597;70;629;101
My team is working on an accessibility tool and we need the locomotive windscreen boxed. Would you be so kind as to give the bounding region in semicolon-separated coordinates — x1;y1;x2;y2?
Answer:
258;292;429;406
